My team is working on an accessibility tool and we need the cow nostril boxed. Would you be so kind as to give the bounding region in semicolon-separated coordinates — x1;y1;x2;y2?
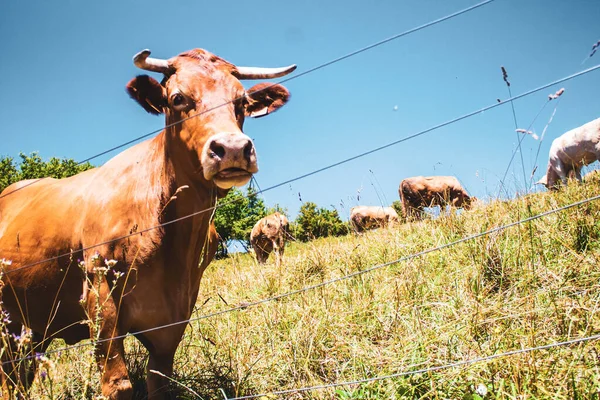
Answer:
209;142;226;159
243;141;254;159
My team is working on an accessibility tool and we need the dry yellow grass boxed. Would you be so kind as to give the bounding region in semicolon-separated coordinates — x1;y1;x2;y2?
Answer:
21;177;600;399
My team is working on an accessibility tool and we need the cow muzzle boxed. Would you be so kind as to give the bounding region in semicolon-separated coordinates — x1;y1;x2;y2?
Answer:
201;132;258;189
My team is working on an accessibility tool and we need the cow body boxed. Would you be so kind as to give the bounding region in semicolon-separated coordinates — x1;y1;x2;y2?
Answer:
538;118;600;189
350;206;399;233
250;212;289;266
0;48;295;399
399;176;474;220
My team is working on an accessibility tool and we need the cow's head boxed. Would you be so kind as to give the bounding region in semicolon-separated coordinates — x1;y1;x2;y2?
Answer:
464;196;478;210
126;49;295;190
536;168;561;191
535;174;549;188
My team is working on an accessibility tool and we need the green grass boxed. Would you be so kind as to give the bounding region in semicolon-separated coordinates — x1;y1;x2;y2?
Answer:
26;177;600;399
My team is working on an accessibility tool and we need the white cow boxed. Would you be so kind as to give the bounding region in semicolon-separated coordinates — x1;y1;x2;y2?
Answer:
538;118;600;189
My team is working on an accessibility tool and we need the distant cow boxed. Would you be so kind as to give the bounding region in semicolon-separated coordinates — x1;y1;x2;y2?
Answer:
537;118;600;189
399;176;475;220
250;212;290;266
350;206;399;233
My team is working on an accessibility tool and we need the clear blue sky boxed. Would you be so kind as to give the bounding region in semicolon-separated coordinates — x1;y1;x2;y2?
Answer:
1;0;599;219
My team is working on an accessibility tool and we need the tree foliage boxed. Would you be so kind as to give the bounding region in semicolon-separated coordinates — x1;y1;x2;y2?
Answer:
293;202;349;242
0;152;94;193
214;187;268;251
392;200;404;218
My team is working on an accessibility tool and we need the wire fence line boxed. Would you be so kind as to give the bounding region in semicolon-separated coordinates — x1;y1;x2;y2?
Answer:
229;334;600;399
4;190;600;367
0;0;496;201
4;62;600;279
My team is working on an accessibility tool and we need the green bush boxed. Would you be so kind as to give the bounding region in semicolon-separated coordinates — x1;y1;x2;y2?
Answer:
293;202;349;241
0;152;94;193
214;187;269;255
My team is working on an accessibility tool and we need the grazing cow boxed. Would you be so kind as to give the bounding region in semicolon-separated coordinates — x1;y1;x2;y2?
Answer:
250;212;290;266
350;206;399;233
399;176;475;220
537;118;600;190
0;48;295;399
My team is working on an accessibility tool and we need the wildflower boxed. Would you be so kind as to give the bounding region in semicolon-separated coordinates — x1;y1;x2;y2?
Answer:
93;265;109;274
0;259;12;267
1;309;11;325
104;259;118;268
516;128;539;140
548;87;565;100
475;383;488;396
36;354;55;380
12;326;32;349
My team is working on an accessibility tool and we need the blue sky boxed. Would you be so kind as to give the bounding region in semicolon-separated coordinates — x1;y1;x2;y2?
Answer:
1;0;599;219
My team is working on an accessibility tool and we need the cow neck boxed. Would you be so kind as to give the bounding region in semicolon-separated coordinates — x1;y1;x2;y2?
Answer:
159;123;220;225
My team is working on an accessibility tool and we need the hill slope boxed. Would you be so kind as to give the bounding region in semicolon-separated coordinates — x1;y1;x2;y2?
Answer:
30;178;600;399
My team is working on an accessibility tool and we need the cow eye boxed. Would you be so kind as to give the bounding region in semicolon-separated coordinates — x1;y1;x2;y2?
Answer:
171;93;188;110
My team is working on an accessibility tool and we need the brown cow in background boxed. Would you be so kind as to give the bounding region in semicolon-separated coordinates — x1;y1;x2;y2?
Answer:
399;176;475;220
0;48;296;399
250;212;290;266
350;206;399;233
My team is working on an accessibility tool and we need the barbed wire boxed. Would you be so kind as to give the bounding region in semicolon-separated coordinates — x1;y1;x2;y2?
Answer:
4;189;600;366
229;334;600;399
0;0;496;201
4;63;600;278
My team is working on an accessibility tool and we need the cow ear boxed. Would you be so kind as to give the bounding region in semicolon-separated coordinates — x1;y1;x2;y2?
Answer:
245;83;291;118
126;75;166;115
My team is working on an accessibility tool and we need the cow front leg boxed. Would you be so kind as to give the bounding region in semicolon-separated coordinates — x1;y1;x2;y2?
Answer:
254;242;269;264
137;327;185;399
273;239;285;267
86;276;132;400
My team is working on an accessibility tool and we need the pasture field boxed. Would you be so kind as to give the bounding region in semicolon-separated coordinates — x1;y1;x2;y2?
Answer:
27;178;600;399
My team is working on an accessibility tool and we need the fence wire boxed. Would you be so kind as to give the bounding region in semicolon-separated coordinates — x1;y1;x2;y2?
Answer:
230;334;600;399
0;0;496;201
5;63;600;278
3;190;600;367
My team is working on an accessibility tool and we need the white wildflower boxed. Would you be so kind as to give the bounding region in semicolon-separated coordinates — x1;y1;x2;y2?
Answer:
475;383;488;397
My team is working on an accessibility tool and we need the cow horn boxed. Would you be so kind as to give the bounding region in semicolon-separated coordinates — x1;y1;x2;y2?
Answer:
235;64;297;80
133;49;171;74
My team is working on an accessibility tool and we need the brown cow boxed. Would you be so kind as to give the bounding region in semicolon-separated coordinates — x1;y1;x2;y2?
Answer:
0;48;295;399
250;212;290;266
399;176;475;220
350;206;399;233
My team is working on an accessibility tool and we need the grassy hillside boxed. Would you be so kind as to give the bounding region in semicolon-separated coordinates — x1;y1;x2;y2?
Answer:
28;178;600;399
